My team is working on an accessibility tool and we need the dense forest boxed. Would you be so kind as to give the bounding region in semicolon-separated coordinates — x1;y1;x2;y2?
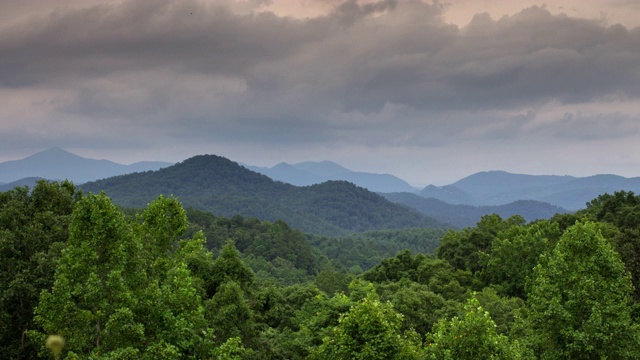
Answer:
2;180;640;359
81;155;445;236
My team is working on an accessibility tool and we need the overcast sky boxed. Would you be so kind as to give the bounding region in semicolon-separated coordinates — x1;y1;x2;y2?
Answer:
1;0;640;185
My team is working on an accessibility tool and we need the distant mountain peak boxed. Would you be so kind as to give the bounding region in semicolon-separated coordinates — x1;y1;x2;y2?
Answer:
272;162;295;169
246;160;418;193
0;148;173;184
292;161;351;177
27;147;80;159
81;155;442;235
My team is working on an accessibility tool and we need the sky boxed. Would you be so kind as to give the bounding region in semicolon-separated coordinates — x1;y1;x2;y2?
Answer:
1;0;640;186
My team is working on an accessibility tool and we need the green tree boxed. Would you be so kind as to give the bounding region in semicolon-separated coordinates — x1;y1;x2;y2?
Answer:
581;191;640;302
312;289;421;360
473;287;525;336
425;296;527;359
314;264;352;295
206;281;253;345
385;281;448;336
526;221;640;359
209;240;255;296
32;192;145;356
139;194;189;263
0;181;78;359
32;194;216;358
481;220;560;298
438;214;525;274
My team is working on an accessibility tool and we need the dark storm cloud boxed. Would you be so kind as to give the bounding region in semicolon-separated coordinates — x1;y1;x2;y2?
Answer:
0;0;326;87
1;0;640;153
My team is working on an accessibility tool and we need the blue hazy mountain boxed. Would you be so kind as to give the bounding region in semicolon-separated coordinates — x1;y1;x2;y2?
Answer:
420;170;640;210
383;192;568;228
244;162;325;186
0;177;46;192
0;147;173;184
419;184;476;205
247;160;418;193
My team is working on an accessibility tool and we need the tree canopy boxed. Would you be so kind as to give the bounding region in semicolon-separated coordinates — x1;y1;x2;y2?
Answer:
2;182;640;359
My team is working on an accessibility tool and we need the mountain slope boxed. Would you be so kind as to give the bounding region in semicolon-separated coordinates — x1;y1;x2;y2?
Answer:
421;171;640;210
0;177;46;192
419;185;476;205
244;162;324;186
293;161;352;177
451;171;576;196
384;192;568;228
81;155;445;235
0;147;173;183
248;160;418;193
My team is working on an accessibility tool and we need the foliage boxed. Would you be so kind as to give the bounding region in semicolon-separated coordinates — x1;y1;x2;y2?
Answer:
311;288;422;360
212;337;246;360
424;296;528;359
81;155;443;236
209;240;255;293
186;209;321;277
437;214;525;274
378;280;450;336
31;194;216;358
473;287;525;336
0;180;78;359
362;250;473;302
309;227;445;271
526;221;640;359
581;191;640;302
4;181;640;359
480;220;561;298
206;281;253;345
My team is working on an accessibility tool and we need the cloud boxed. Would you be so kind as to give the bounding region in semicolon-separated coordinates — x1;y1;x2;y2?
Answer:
1;0;640;181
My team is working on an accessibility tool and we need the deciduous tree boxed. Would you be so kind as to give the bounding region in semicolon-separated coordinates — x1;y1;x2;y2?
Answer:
526;221;640;359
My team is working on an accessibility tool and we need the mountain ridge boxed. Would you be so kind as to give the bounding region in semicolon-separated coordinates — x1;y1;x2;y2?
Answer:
4;148;640;213
0;147;173;183
420;171;640;210
246;160;418;193
383;192;568;228
81;154;445;236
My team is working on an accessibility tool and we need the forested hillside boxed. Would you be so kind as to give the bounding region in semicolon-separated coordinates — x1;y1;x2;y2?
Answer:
81;155;444;235
247;160;418;193
383;192;568;228
3;180;640;359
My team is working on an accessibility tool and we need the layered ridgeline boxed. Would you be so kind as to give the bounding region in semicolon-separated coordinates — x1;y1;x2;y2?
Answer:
0;177;47;192
246;161;418;193
383;192;568;228
81;155;445;236
0;147;173;184
420;170;640;210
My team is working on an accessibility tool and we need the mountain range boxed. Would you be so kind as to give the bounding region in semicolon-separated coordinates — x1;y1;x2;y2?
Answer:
381;192;567;228
4;148;640;230
0;177;46;192
245;161;418;193
0;147;173;184
420;171;640;210
80;155;445;236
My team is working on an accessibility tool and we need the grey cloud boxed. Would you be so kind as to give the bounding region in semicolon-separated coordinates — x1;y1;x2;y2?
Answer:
548;111;638;141
1;0;640;156
0;0;327;86
3;2;638;106
332;0;397;25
